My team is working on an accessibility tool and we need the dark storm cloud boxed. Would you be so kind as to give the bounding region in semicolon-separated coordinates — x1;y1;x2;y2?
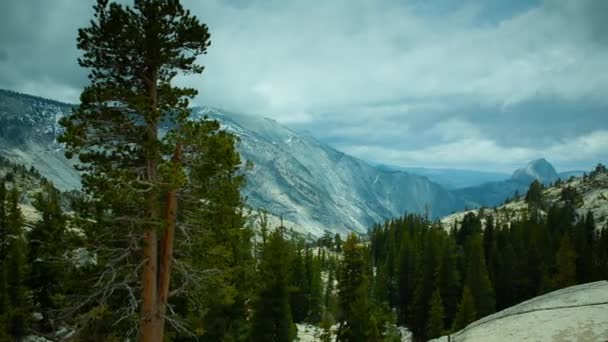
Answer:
0;0;94;100
0;0;606;171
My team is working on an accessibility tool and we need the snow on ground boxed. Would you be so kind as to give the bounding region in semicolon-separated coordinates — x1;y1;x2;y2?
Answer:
295;324;413;341
431;281;608;342
295;323;333;342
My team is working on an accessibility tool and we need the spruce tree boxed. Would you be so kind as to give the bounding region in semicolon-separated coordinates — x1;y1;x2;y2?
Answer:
426;287;445;340
553;234;576;289
4;188;30;339
307;250;323;323
0;179;6;262
58;0;216;339
452;286;476;332
28;183;68;329
290;247;309;323
250;229;295;342
463;234;495;318
336;234;371;342
437;243;460;328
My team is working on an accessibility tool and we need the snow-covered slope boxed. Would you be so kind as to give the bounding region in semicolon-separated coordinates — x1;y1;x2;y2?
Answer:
0;90;467;236
431;281;608;342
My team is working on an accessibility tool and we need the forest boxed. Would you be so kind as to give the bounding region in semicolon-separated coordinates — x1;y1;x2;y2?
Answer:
0;0;607;341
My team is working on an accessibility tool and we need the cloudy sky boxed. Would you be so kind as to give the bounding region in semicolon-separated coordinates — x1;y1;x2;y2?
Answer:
1;0;607;172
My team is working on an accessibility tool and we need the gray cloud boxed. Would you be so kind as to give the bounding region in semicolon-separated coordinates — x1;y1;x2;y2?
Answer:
0;0;607;171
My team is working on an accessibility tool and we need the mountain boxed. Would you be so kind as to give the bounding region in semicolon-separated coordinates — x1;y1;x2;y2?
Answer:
387;166;510;190
195;107;466;235
431;281;608;342
559;170;586;179
0;89;467;236
454;158;562;208
442;165;608;230
511;158;559;185
0;90;80;190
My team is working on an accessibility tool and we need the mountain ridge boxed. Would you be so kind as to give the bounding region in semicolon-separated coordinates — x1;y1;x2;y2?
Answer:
0;89;466;236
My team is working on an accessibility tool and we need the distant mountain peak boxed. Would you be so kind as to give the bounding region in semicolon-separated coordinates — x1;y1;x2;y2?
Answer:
511;158;559;185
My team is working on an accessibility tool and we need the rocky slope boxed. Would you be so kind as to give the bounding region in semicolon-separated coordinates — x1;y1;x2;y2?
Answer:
441;165;608;231
195;107;466;235
0;89;467;236
431;281;608;342
455;158;571;208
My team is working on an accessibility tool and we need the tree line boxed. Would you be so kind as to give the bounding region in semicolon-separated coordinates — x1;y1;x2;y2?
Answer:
368;176;608;341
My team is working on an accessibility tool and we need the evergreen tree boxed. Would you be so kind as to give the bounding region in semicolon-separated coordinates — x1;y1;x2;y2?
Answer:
28;183;68;330
525;180;543;208
0;179;7;341
452;286;476;332
334;234;343;253
396;231;416;325
290;247;309;323
463;234;495;318
250;229;295;342
324;267;336;318
337;234;374;342
426;287;445;339
0;179;6;262
307;251;323;323
57;0;222;339
437;242;460;328
456;212;482;245
553;234;577;289
3;188;30;339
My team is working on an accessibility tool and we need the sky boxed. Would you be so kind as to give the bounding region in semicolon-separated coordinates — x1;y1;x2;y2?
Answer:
0;0;607;172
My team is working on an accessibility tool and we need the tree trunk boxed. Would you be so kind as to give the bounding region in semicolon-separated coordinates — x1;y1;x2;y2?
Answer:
155;143;182;339
140;157;161;342
140;74;163;342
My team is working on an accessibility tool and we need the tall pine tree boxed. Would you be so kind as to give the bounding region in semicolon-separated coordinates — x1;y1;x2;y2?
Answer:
250;229;295;342
58;0;217;339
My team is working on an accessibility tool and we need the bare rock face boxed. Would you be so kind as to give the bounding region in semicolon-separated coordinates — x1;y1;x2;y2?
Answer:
0;89;466;236
431;281;608;342
511;158;560;185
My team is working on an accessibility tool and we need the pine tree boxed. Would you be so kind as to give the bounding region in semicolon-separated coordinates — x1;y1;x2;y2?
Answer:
324;266;336;317
525;180;543;210
28;183;68;330
426;287;445;339
0;179;6;262
336;234;372;342
319;310;334;342
0;179;7;341
4;188;30;339
334;234;342;253
452;286;476;332
290;246;309;323
250;229;295;342
553;234;576;289
437;242;460;328
463;234;495;318
396;231;415;324
173;125;250;341
307;250;323;323
58;0;216;339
